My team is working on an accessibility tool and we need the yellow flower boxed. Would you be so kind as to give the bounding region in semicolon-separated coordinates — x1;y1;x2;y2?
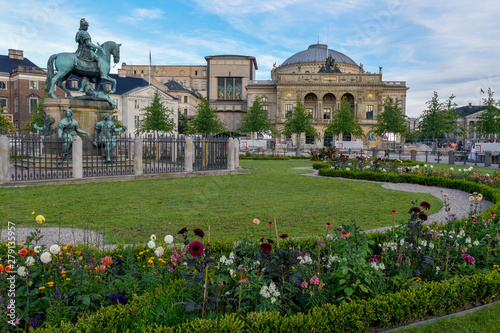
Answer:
469;196;475;202
66;278;71;281
148;260;153;264
63;247;67;250
443;193;448;197
32;211;35;215
35;215;45;224
477;194;483;201
61;271;66;274
78;257;83;261
39;287;45;290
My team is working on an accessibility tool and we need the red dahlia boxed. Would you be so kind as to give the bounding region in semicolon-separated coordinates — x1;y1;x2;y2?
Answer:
193;228;205;239
420;201;431;210
260;243;273;254
188;241;204;257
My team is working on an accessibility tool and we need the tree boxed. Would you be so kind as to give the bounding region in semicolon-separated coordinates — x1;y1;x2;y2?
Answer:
282;96;318;156
475;88;500;140
418;92;460;150
178;113;189;135
189;98;227;136
237;96;274;138
138;90;176;136
0;108;16;134
324;97;364;140
22;98;45;132
371;97;408;148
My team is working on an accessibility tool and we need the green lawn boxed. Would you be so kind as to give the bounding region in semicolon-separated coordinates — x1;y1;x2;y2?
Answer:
0;160;442;244
396;303;500;332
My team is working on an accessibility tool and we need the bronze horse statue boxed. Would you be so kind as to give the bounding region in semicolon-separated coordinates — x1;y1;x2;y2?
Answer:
45;41;121;98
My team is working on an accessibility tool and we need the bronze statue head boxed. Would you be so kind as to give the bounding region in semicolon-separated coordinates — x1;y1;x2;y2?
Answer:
79;18;89;30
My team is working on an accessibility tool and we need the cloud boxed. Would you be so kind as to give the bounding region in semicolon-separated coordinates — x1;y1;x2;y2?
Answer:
119;8;164;25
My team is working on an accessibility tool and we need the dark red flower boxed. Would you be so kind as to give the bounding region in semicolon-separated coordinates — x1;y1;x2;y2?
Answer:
419;212;428;221
340;230;350;238
279;234;290;239
260;243;272;255
325;222;333;227
490;212;497;217
266;238;274;244
391;210;398;214
267;221;274;226
193;228;205;239
409;207;421;214
188;241;204;257
259;237;265;242
178;227;188;235
420;201;431;210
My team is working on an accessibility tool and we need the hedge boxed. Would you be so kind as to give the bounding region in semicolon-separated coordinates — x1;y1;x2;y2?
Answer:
34;270;500;333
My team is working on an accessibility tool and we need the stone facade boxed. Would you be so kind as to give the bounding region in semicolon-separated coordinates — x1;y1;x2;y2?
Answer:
246;44;408;148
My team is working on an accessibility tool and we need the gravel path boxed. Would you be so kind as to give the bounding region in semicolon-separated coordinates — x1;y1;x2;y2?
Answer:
2;168;493;248
296;167;493;227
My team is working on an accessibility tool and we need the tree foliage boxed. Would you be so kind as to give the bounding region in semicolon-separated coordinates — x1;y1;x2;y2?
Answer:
138;90;176;136
371;97;408;138
324;97;364;139
281;96;318;138
178;113;189;135
22;98;45;132
475;88;500;138
189;98;227;136
0;108;16;134
237;96;274;137
418;92;461;148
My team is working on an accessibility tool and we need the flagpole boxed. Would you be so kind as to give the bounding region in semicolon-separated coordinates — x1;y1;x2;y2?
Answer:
148;50;151;86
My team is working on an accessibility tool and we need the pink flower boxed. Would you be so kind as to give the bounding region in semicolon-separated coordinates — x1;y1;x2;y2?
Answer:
310;275;320;285
318;282;325;290
490;212;497;217
98;264;106;273
101;256;113;266
301;281;308;289
462;254;476;264
253;219;260;225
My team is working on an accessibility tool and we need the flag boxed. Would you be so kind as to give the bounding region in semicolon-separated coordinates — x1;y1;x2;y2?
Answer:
148;50;151;85
481;89;485;93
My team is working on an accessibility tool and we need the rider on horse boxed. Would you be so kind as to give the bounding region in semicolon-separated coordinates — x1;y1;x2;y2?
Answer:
76;18;104;72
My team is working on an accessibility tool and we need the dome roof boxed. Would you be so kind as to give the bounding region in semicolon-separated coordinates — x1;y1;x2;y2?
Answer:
281;44;358;67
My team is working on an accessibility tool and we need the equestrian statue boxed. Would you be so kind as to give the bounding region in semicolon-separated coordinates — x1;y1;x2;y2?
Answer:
45;18;121;105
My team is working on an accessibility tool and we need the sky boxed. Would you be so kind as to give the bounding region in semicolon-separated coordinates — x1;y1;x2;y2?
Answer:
1;0;500;118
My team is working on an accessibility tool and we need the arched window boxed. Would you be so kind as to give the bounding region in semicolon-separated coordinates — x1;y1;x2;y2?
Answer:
323;93;336;119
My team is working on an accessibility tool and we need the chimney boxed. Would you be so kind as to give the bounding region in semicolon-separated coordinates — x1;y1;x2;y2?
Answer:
117;68;127;78
8;49;24;60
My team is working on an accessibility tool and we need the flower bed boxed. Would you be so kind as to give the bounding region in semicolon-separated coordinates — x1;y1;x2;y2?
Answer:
2;199;500;331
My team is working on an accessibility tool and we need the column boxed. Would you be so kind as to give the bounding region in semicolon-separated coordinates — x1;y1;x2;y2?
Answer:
0;136;10;183
134;136;143;175
228;138;235;171
72;136;83;179
185;137;193;172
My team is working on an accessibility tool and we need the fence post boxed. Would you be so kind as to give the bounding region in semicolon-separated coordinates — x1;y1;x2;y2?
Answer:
72;136;83;179
485;151;492;167
228;138;235;171
134;136;143;175
234;138;240;169
172;136;177;164
410;150;417;161
372;148;377;159
448;150;455;165
0;136;10;183
185;137;193;172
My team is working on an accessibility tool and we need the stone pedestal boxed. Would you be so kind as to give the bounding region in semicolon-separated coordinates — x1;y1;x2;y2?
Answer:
43;98;114;137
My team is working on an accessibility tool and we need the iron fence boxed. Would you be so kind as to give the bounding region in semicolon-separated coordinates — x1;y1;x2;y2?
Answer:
142;134;185;174
193;136;228;171
82;134;135;178
8;132;73;181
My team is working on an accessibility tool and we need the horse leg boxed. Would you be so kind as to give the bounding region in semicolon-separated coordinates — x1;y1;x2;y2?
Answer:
50;70;69;98
56;74;72;97
99;64;117;94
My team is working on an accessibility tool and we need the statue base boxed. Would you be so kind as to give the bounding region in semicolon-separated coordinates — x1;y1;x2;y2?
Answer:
43;98;114;137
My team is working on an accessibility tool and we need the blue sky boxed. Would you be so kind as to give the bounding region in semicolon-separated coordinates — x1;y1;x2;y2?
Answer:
1;0;500;118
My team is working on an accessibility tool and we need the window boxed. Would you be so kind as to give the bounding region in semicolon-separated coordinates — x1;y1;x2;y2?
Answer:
306;108;313;116
217;77;242;100
14;120;18;129
14;98;18;113
323;108;331;119
134;115;140;129
201;81;206;90
30;98;38;113
0;81;6;90
184;109;188;116
194;70;198;76
202;70;206;77
183;80;187;86
305;135;315;144
366;105;374;119
285;104;293;118
140;70;144;74
133;70;137;74
184;96;188;103
194;82;198;90
102;83;112;91
262;104;269;117
324;135;333;147
14;81;18;89
134;100;140;109
29;80;38;89
0;98;7;109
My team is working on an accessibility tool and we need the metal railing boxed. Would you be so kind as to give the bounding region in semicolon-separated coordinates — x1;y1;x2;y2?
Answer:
193;136;228;171
142;134;185;174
